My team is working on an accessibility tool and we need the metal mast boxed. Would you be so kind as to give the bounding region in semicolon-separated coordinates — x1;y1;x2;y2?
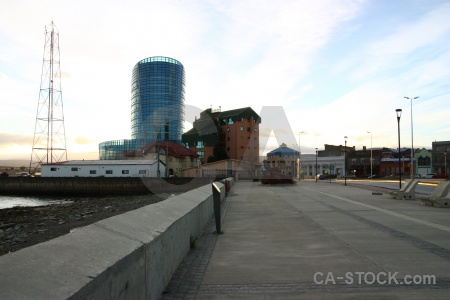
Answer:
30;21;67;174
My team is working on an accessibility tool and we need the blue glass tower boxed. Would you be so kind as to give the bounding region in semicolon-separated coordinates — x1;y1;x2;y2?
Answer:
131;56;185;143
99;56;185;160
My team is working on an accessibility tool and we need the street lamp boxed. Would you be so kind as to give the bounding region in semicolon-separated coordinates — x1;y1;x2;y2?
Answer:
315;148;318;182
396;109;402;189
367;131;373;179
405;96;418;179
445;151;447;181
298;131;304;180
344;136;348;186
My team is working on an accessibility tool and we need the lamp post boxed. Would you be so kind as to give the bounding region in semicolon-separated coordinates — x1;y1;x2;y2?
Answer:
405;96;418;179
396;109;402;189
344;136;348;186
315;147;318;182
445;151;447;181
298;131;304;180
367;131;373;179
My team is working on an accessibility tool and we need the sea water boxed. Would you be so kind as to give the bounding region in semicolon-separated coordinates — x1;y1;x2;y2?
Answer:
0;196;72;209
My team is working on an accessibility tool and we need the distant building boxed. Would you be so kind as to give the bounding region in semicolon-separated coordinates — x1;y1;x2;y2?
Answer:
432;141;450;175
99;56;185;160
318;144;354;157
41;160;165;177
300;154;345;178
266;143;300;177
182;107;261;165
131;56;185;143
379;148;411;177
125;141;199;177
182;159;259;179
415;148;432;177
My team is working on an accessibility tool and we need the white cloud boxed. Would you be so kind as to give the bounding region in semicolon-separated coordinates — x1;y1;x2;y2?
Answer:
1;0;449;158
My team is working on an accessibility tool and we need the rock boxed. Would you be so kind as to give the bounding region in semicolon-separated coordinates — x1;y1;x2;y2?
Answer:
0;223;15;229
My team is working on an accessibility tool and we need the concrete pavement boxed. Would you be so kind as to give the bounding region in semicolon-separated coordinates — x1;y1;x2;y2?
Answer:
161;180;450;299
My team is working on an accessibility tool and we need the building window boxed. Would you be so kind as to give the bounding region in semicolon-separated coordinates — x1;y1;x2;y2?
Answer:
51;167;57;171
240;126;244;131
106;170;113;174
227;137;230;141
139;170;146;174
197;151;205;158
122;170;129;174
71;167;78;171
227;147;230;151
254;128;258;132
228;118;234;125
196;141;204;148
226;127;230;132
90;170;96;174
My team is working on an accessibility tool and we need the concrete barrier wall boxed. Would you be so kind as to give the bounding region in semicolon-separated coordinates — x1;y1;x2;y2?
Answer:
0;177;212;196
0;182;226;299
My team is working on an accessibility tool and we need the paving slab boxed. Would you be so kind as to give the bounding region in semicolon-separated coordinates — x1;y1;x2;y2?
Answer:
161;180;450;299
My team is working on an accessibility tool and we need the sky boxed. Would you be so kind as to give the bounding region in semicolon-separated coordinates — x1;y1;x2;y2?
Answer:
1;0;449;161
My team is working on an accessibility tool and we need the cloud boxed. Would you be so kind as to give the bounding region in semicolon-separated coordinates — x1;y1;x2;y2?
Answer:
74;136;96;145
0;133;33;146
368;3;450;56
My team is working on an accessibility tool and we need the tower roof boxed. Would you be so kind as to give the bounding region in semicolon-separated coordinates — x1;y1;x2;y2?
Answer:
267;145;299;157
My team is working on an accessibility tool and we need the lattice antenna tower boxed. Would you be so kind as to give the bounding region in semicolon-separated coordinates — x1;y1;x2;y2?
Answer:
30;21;67;174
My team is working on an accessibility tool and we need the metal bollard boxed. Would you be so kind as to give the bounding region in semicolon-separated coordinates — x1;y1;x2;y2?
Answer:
212;182;224;234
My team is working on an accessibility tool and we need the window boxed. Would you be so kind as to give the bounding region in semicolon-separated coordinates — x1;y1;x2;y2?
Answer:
228;118;234;125
254;128;258;132
196;141;204;148
122;170;129;174
227;137;230;141
89;170;96;174
240;126;244;131
71;167;78;171
139;170;146;174
226;127;230;132
106;170;113;174
51;167;57;171
197;151;205;158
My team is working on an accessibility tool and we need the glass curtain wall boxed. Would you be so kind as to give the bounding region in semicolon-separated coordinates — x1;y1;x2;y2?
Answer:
131;56;185;146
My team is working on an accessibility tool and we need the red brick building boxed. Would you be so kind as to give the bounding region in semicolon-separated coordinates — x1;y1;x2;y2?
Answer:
182;107;261;165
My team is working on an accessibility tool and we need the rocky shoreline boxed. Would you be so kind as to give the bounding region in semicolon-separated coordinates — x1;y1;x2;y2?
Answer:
0;194;168;256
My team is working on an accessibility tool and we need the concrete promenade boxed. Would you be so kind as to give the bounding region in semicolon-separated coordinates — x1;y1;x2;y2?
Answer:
161;180;450;299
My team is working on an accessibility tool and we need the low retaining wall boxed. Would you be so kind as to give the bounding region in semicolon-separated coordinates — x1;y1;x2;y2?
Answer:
0;177;212;196
0;182;227;299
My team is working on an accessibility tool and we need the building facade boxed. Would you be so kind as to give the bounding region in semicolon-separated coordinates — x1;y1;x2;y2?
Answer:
125;141;199;177
432;141;450;175
182;107;261;165
265;143;300;176
301;155;345;178
131;56;185;143
41;160;164;177
182;159;260;179
379;148;411;177
414;148;432;177
99;56;185;160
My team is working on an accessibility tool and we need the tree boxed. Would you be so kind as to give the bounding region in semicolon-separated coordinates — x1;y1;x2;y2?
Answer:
207;143;229;163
